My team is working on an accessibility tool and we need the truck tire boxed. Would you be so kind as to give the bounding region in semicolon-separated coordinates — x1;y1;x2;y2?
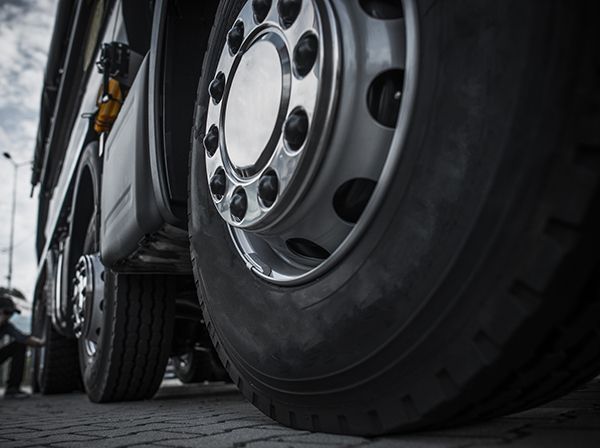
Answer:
31;297;80;394
76;213;175;402
189;0;600;435
78;271;176;402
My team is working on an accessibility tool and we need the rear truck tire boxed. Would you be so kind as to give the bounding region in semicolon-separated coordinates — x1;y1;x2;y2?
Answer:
31;296;80;394
69;142;176;402
78;271;176;402
189;0;600;435
75;215;176;402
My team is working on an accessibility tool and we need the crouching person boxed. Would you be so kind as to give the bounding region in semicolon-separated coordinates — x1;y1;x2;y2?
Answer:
0;295;45;399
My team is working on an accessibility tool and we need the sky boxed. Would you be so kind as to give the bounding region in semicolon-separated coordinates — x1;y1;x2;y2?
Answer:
0;0;58;325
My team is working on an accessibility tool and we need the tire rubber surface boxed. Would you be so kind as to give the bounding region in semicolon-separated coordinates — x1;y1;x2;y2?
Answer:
80;273;175;402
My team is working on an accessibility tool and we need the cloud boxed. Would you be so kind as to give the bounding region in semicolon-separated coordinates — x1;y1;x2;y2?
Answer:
0;0;58;321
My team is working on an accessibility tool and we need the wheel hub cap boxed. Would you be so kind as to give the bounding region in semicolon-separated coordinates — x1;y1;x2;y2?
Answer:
224;37;285;172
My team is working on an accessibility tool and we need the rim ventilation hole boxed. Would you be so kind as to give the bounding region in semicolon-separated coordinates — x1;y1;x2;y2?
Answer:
284;108;309;151
210;168;227;200
359;0;404;19
286;238;330;260
227;20;245;54
278;0;302;29
253;0;272;23
333;178;377;224
258;170;279;208
367;69;404;127
230;188;248;222
294;33;318;78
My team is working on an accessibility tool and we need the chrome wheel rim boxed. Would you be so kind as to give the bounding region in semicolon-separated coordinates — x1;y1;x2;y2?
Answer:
72;254;105;357
204;0;418;284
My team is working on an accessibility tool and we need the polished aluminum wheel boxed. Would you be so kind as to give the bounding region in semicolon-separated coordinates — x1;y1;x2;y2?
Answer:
72;254;105;357
204;0;418;284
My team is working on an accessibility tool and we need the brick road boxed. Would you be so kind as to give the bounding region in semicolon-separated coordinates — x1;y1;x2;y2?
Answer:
0;378;598;447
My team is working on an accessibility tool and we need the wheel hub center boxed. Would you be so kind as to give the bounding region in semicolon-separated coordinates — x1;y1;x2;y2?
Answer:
224;36;285;173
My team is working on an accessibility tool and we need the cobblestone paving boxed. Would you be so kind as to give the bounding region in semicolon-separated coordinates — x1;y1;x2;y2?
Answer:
0;378;598;447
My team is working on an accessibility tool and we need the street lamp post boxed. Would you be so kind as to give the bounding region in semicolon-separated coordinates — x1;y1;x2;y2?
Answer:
2;152;30;290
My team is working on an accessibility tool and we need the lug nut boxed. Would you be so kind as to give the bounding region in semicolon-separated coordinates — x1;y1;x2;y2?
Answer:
283;109;309;151
210;169;227;199
278;0;302;28
258;171;279;207
230;189;248;221
253;0;271;23
204;125;219;156
209;72;226;103
227;21;244;54
294;34;318;77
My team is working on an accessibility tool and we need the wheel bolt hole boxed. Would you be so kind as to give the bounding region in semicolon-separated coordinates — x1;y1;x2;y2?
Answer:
333;178;377;224
210;168;227;200
99;300;104;312
367;70;404;128
95;327;101;336
359;0;404;19
286;238;330;260
293;33;318;78
258;170;279;208
209;72;226;103
204;125;219;157
230;188;248;222
278;0;302;28
253;0;272;23
227;20;244;54
284;108;309;151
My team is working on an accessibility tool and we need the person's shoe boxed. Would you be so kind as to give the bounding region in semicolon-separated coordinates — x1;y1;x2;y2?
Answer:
4;388;31;399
